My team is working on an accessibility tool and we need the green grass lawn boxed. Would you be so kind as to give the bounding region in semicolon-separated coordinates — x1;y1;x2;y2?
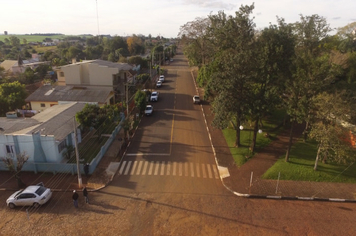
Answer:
223;110;286;166
0;34;70;43
222;109;356;183
262;141;356;183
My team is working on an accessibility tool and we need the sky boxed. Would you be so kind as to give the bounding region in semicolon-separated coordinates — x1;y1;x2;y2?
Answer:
1;0;355;38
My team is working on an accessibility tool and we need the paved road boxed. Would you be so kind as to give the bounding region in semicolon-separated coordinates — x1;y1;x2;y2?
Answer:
105;52;226;195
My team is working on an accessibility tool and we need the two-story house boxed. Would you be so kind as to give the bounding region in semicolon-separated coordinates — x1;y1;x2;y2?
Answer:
56;59;134;103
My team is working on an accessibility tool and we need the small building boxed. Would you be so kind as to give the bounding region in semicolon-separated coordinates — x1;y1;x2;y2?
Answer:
25;85;114;111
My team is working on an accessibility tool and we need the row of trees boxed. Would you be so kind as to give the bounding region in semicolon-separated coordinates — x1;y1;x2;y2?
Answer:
179;4;356;170
0;34;176;69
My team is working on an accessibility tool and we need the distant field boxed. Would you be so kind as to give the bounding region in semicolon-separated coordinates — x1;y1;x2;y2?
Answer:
0;34;79;43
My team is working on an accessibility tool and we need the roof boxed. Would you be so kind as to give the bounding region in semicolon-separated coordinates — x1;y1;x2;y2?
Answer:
25;85;113;104
60;59;133;71
23;185;41;194
0;102;86;141
0;60;17;71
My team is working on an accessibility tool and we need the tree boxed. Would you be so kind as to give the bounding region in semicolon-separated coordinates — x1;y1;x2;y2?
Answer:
0;81;27;112
68;46;83;60
248;18;295;152
9;36;20;47
309;92;356;170
127;35;144;55
75;104;119;130
1;152;29;188
134;90;147;114
284;14;335;161
152;45;164;65
128;56;146;68
206;5;256;147
178;17;212;66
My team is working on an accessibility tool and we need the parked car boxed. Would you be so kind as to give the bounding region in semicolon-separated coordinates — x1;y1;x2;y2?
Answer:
6;184;52;209
150;91;159;102
159;75;165;83
145;105;153;116
156;81;162;88
170;58;173;62
193;95;200;104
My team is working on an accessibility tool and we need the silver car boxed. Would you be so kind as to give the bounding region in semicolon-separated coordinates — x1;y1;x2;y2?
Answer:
6;184;52;208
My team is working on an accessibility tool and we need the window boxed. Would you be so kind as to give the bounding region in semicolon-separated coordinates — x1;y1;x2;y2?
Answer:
40;103;45;107
60;72;64;77
6;145;15;154
58;140;66;153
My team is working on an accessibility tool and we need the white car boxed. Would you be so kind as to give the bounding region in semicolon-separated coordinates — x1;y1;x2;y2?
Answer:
145;105;153;116
6;184;52;208
193;95;200;104
159;75;165;83
150;91;159;102
170;58;173;62
156;81;162;88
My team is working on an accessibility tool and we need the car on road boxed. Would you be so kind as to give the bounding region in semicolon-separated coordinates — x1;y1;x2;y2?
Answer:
193;95;200;104
145;105;153;116
6;184;52;209
159;75;165;83
156;81;162;88
150;91;159;102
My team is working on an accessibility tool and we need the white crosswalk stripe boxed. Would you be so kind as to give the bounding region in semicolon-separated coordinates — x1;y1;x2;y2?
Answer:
118;160;219;179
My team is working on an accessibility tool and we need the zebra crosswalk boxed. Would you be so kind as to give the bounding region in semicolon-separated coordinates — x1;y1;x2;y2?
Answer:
118;160;220;179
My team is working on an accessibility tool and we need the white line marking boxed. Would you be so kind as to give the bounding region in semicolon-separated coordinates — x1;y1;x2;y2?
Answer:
130;161;137;175
148;162;154;175
190;163;194;177
124;161;132;175
136;161;143;175
212;165;219;179
207;164;213;178
154;161;159;175
196;164;200;178
126;153;170;156
173;162;177;176
142;161;148;175
119;161;126;175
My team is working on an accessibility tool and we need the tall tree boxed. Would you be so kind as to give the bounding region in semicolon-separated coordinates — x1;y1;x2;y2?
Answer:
207;5;256;147
249;18;295;152
284;14;335;161
178;17;212;66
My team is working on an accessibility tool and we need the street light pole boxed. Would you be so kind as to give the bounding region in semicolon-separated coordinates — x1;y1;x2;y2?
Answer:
73;117;82;188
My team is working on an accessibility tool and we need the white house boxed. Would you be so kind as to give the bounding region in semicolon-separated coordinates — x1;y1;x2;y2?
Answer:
0;102;85;167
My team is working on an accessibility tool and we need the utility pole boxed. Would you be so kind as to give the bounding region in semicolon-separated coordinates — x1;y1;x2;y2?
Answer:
73;117;82;188
126;83;129;116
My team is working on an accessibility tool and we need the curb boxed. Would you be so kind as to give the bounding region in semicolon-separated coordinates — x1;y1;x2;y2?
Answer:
189;70;356;203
